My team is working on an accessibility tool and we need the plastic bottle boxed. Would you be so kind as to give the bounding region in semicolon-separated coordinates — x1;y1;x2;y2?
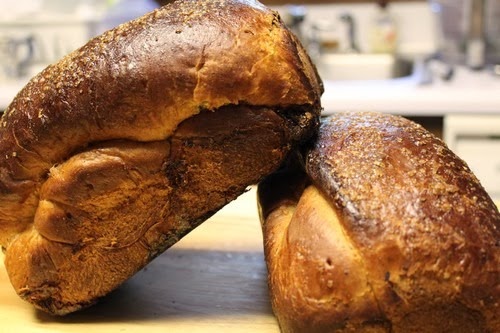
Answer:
370;0;398;54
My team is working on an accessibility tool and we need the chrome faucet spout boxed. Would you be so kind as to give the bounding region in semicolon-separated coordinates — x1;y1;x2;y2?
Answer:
466;0;486;69
285;5;307;44
340;13;360;53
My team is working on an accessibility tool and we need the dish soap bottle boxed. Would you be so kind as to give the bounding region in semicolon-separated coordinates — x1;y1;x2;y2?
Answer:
370;0;398;53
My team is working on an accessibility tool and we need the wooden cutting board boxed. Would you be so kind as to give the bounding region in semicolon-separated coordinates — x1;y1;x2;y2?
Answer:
0;188;281;333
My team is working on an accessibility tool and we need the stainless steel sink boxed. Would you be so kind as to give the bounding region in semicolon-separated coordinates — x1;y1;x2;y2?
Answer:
315;53;414;81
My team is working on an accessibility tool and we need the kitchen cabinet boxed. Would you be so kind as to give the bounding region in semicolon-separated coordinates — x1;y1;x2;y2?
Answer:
405;116;443;139
367;114;500;202
444;114;500;200
384;113;500;203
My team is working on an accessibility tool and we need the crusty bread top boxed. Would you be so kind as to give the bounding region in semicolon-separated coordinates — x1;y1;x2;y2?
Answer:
305;112;500;327
258;112;499;332
0;0;323;246
306;112;499;255
1;0;322;180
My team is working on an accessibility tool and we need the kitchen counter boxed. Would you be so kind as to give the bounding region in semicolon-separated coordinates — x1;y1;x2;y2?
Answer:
321;64;500;116
0;188;280;333
2;64;500;116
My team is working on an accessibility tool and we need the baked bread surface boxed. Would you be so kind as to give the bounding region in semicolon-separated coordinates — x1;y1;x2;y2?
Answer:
258;112;499;333
0;0;322;314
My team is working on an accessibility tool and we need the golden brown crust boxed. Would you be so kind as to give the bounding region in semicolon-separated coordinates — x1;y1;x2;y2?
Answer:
258;112;500;333
0;0;322;314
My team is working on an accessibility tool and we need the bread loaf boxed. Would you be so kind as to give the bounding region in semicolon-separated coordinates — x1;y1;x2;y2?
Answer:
258;112;499;333
0;0;322;315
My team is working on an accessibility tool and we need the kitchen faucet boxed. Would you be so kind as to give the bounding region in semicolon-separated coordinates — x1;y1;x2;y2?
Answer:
284;5;307;44
466;0;486;69
339;13;360;53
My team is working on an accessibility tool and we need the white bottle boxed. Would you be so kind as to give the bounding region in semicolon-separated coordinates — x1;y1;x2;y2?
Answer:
370;0;398;54
466;0;485;70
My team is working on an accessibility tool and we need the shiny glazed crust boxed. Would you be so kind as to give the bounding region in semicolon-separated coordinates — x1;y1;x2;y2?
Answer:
0;0;322;314
258;112;499;333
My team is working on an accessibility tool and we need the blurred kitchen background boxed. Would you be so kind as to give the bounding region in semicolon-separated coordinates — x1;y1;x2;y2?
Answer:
0;0;499;203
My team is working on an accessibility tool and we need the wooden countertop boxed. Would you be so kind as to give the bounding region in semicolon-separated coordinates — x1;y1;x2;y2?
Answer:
0;188;280;333
1;186;498;333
